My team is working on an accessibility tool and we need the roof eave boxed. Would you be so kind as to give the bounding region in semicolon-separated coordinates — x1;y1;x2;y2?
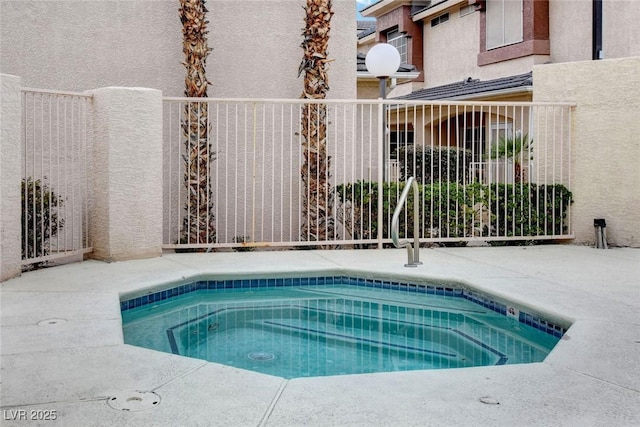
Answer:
412;0;465;22
401;85;533;101
358;33;376;45
357;71;422;82
446;85;533;101
361;0;413;18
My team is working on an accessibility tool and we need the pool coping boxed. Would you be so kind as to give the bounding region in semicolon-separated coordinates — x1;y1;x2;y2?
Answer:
1;246;639;426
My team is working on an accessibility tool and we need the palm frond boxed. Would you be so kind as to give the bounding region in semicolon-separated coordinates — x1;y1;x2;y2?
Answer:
489;133;533;160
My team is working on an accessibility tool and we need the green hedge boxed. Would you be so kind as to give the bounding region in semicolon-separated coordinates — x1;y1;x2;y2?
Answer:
396;145;472;184
484;183;573;239
335;181;572;245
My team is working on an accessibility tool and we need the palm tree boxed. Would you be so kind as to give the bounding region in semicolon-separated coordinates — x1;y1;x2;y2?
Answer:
179;0;215;247
489;132;532;183
298;0;336;243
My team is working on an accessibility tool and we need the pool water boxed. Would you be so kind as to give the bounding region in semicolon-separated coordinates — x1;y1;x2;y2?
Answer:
121;283;561;379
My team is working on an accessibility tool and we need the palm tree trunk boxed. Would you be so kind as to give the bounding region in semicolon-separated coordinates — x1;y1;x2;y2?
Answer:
179;0;215;247
299;0;336;244
514;161;522;183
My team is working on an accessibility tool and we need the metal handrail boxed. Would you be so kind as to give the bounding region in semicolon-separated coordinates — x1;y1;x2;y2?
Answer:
391;177;422;267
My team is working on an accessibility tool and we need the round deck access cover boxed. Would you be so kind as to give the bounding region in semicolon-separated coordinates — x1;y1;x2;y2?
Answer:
107;390;161;411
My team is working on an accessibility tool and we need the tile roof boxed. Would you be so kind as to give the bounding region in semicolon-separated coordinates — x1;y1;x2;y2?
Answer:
357;52;417;73
357;20;376;31
358;26;376;39
394;72;533;100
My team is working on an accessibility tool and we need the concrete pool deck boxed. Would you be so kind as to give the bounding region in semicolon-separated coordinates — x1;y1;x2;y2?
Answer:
1;245;639;426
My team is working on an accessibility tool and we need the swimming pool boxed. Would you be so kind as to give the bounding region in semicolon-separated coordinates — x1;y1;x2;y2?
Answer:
121;275;566;379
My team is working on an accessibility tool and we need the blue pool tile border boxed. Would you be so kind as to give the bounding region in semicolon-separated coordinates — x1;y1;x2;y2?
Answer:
120;275;567;338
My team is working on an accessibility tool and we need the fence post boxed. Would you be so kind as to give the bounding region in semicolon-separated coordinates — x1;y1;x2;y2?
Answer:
0;74;22;281
376;98;384;248
88;87;163;261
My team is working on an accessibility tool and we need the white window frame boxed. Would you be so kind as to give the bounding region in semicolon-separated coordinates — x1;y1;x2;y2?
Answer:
387;28;408;64
490;122;514;144
430;12;450;27
486;0;523;50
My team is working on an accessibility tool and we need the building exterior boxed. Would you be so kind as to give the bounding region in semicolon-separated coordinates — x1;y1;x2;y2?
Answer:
359;0;640;100
357;0;640;185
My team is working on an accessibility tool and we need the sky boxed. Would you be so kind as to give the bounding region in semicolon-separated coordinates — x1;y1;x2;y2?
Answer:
356;0;376;20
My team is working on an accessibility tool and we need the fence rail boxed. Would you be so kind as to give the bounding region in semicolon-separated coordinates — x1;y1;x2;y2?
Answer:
163;98;574;250
21;88;93;267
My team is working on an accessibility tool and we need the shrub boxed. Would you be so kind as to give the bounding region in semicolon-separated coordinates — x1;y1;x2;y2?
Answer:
483;184;573;242
336;181;572;246
21;177;64;262
335;181;379;247
396;145;472;185
335;181;483;246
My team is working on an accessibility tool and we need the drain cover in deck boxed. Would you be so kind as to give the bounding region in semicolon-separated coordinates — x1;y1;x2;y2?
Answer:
107;390;161;411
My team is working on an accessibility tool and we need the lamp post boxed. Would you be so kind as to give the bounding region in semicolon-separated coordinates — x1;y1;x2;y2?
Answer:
365;43;401;182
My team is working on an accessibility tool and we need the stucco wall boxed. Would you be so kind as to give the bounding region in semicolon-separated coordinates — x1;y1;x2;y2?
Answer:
0;0;356;99
602;0;640;59
421;5;545;88
210;0;355;99
0;1;184;95
548;0;591;62
0;74;22;281
422;5;480;88
357;81;381;99
327;0;358;98
533;57;640;247
549;0;640;63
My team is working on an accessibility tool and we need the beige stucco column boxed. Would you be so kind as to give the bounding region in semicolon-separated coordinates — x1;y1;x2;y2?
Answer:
89;87;163;261
0;74;23;281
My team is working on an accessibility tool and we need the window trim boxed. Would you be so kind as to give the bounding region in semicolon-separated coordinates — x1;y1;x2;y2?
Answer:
478;0;550;66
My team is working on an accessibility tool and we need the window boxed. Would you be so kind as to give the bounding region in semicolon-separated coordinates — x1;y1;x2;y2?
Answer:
430;13;450;27
486;0;523;50
387;28;408;64
463;127;486;162
389;126;414;160
489;122;514;150
459;4;475;17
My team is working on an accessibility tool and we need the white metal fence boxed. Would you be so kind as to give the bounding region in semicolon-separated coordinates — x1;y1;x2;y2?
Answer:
163;98;574;250
21;88;93;266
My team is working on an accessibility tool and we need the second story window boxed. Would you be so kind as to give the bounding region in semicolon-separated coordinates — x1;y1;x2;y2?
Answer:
486;0;523;49
387;28;408;64
431;13;450;27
